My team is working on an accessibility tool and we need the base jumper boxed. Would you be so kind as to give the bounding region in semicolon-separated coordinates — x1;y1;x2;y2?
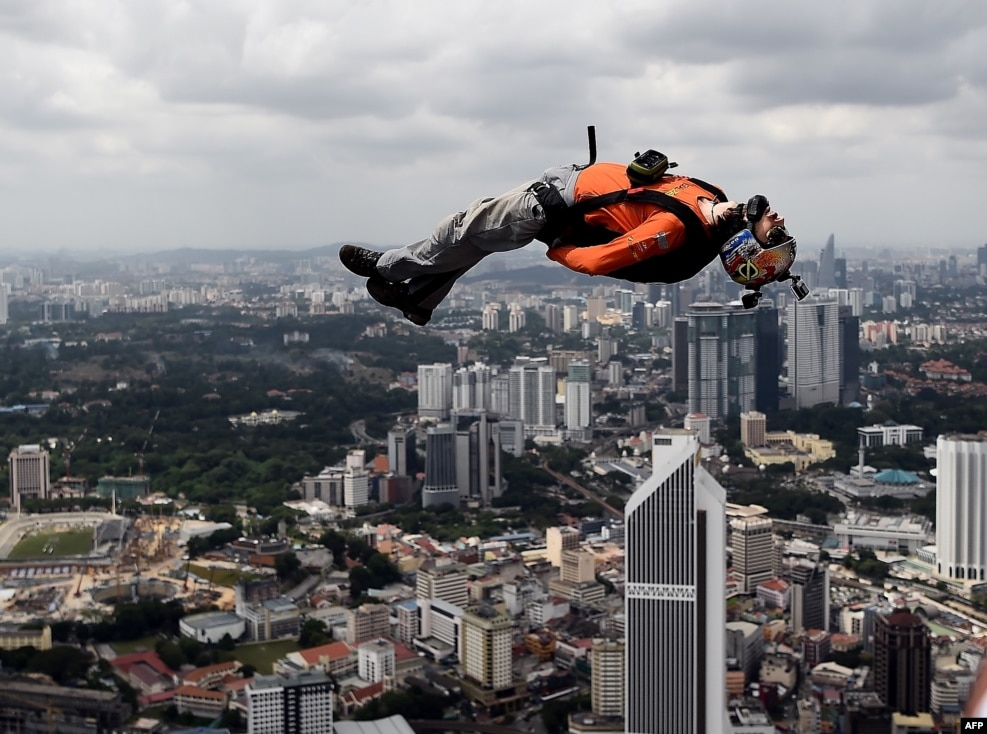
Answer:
340;144;807;325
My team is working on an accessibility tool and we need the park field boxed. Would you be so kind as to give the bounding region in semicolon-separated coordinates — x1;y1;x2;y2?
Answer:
8;528;93;559
234;640;299;674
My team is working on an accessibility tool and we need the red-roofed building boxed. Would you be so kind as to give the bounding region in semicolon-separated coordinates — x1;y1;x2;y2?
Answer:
338;680;385;716
920;359;972;382
111;651;176;696
180;660;240;689
277;640;358;678
757;578;790;610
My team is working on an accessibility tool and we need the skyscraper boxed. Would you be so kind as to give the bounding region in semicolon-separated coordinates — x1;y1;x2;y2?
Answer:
625;429;729;733
453;410;503;507
839;305;861;406
418;362;453;419
9;444;51;510
754;303;780;414
730;515;774;594
874;606;931;715
453;363;492;412
672;316;689;395
564;360;592;440
508;361;556;433
786;298;841;409
421;424;458;508
687;302;757;421
790;560;830;634
417;561;469;640
387;424;417;477
0;283;8;325
936;434;987;582
818;234;836;289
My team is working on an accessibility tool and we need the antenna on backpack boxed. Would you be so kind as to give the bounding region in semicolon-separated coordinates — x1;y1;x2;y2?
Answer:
587;126;597;166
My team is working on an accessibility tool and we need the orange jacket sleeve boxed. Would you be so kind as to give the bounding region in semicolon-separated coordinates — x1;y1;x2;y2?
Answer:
545;211;688;275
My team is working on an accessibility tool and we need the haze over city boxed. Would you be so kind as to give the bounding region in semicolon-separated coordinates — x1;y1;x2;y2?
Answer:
2;1;987;258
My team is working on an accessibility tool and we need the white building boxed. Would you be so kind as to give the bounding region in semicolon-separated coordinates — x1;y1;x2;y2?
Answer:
461;605;513;690
508;361;556;432
9;444;51;510
418;363;453;419
357;639;396;683
625;429;729;732
731;516;774;594
787;299;841;409
833;512;932;555
179;611;246;644
246;671;333;734
564;360;592;439
936;434;987;584
591;637;624;717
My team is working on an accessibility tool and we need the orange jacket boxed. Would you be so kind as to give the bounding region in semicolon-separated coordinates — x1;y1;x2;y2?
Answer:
545;163;725;277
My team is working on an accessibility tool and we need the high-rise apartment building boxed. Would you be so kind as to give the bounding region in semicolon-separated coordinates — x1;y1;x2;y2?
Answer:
453;363;492;412
591;637;625;717
508;361;556;432
790;560;830;634
9;444;51;510
421;424;458;508
418;363;453;419
936;434;987;582
625;429;729;733
687;302;757;421
560;549;596;585
787;299;841;408
730;516;774;594
246;671;333;734
0;283;8;325
564;360;592;440
874;606;931;715
461;605;513;690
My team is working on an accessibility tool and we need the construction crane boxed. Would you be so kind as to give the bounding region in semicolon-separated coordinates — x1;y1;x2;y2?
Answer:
62;428;88;478
136;409;160;477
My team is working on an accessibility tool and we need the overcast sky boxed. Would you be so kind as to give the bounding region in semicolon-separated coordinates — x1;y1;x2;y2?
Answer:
1;1;986;258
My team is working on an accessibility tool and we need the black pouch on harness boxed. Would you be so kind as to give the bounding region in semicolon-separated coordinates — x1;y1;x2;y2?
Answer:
529;181;569;245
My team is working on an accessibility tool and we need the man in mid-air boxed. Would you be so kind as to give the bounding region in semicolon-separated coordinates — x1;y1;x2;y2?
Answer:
340;152;802;325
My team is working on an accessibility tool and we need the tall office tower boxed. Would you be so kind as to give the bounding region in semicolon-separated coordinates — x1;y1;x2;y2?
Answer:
597;334;617;364
874;606;931;715
418;362;453;419
417;561;469;638
421;424;458;508
0;282;8;325
9;444;51;510
786;298;841;409
453;363;492;412
346;603;391;644
343;464;369;508
563;304;580;332
838;305;861;405
461;605;513;690
754;302;780;414
936;435;987;582
453;410;503;507
591;638;625;717
686;302;757;421
586;296;607;322
387;424;417;477
625;429;729;733
818;234;836;289
672;316;689;394
544;303;563;333
834;257;847;288
683;412;711;444
789;560;830;634
564;360;592;439
246;671;333;734
654;300;672;328
730;516;774;593
496;418;525;457
631;301;648;330
739;411;767;448
508;361;556;432
546;526;581;567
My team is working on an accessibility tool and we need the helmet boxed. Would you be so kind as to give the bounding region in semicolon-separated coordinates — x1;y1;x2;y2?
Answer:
719;226;797;289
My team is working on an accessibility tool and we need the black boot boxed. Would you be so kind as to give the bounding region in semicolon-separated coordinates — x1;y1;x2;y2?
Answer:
340;245;384;278
366;277;433;326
